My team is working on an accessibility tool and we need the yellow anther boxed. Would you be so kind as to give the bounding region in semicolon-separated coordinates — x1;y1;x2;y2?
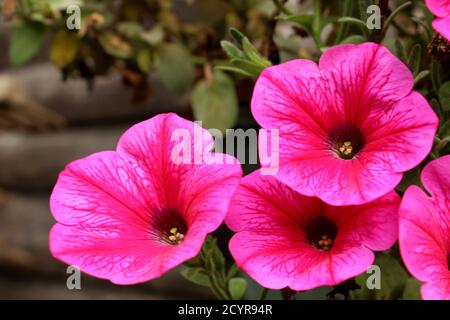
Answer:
168;227;185;244
316;234;333;251
338;141;353;156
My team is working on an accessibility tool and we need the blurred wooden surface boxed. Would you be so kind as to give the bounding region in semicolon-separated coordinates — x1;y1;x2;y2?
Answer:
0;26;209;298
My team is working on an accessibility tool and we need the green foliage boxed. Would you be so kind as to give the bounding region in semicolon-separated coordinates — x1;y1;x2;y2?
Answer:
183;236;247;300
228;278;247;300
9;21;45;66
402;278;422;300
439;81;450;111
50;30;80;68
181;268;211;287
192;70;239;133
218;28;271;78
350;253;409;300
154;43;195;95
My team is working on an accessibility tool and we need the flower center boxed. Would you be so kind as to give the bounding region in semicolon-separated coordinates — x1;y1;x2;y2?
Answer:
149;208;188;245
338;141;353;157
327;124;365;160
317;234;333;251
168;227;185;244
304;215;337;252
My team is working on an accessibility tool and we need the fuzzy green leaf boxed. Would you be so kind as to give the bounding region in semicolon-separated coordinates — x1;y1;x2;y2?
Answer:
192;71;239;133
9;22;46;66
228;278;247;300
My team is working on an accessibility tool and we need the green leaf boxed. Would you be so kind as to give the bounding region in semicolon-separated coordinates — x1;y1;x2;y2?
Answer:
431;61;441;93
117;21;143;39
192;71;239;133
9;21;46;66
350;253;409;300
99;32;134;59
241;37;271;67
394;39;407;62
277;14;314;33
439;119;450;138
201;236;226;273
229;28;245;46
383;2;412;32
396;166;421;193
48;0;82;11
230;58;264;77
337;17;368;34
358;0;373;22
140;24;165;46
411;17;433;40
312;0;322;46
181;268;211;287
272;0;292;15
336;0;353;43
215;65;253;78
203;236;225;271
439;81;450;111
340;35;366;44
407;44;422;76
402;278;422;300
227;263;240;280
228;278;247;300
414;70;430;86
220;40;244;59
137;49;151;73
50;30;80;68
430;98;442;120
154;43;195;95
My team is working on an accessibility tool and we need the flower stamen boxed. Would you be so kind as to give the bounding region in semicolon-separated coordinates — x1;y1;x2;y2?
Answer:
317;234;333;251
327;124;365;160
168;227;185;244
338;141;353;156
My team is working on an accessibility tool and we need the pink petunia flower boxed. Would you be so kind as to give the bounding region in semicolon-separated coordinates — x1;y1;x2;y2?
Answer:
399;155;450;300
226;171;400;291
49;113;242;285
252;42;438;206
426;0;450;41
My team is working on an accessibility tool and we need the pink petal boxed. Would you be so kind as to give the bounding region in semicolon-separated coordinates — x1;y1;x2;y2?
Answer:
227;171;399;290
426;0;450;18
421;155;450;205
117;113;242;230
320;43;414;111
421;277;450;300
328;191;400;251
229;231;375;291
273;151;402;206
433;17;450;43
399;186;448;281
399;156;450;299
50;222;206;285
251;58;325;130
50;151;158;229
363;92;438;172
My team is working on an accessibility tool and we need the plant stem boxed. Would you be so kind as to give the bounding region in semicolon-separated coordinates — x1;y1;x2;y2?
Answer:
335;0;352;44
272;0;292;16
312;0;323;49
259;287;269;300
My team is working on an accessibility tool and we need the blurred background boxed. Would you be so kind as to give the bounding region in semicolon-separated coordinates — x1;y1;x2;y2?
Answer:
0;0;444;299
